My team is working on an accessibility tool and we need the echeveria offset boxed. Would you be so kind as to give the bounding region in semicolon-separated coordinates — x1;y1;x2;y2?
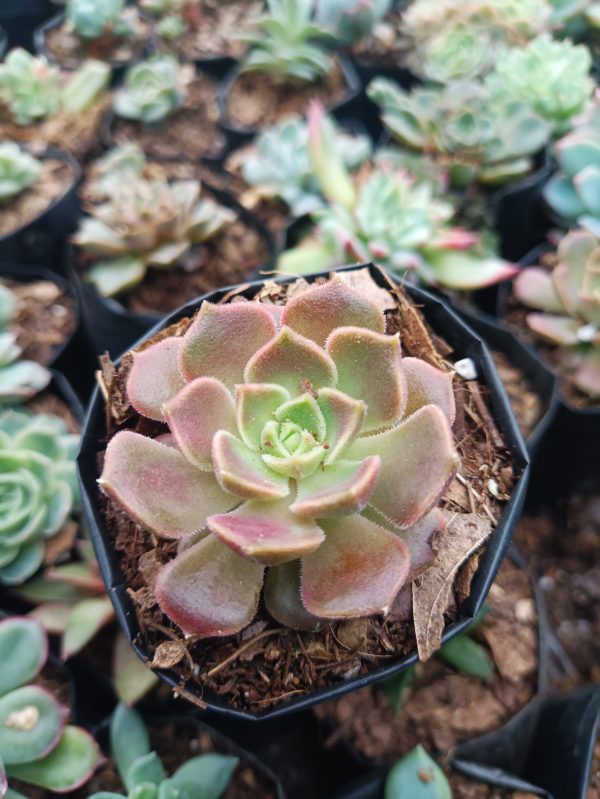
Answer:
0;144;42;203
113;55;194;125
0;617;101;796
513;228;600;397
0;332;51;405
99;276;460;636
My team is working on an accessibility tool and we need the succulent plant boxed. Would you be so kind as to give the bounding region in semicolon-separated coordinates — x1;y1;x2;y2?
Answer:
99;274;460;635
74;177;236;298
141;0;202;39
113;55;193;125
85;142;146;200
88;703;238;799
242;0;334;83
0;332;51;405
66;0;133;39
485;34;594;135
513;228;600;397
279;103;516;291
367;78;551;188
0;143;42;202
385;745;452;798
315;0;392;46
0;284;16;331
0;409;80;585
544;94;600;236
0;616;101;796
238;110;371;217
549;0;600;29
401;0;553;83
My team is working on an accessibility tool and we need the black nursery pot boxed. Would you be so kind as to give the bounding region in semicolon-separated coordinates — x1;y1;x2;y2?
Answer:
0;148;81;273
0;26;7;59
0;0;55;51
77;263;529;721
217;56;362;151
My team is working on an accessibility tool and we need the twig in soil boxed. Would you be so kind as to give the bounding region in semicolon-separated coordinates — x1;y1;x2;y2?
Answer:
204;628;285;678
456;474;498;524
468;381;505;449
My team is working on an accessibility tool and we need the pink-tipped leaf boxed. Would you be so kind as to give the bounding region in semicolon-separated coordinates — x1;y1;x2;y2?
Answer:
290;457;381;518
513;267;564;313
317;387;366;464
401;357;455;424
264;560;324;631
525;313;580;345
212;430;290;500
127;338;186;421
236;383;291;450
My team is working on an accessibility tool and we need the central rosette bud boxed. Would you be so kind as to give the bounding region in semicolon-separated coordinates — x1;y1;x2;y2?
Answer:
259;392;329;480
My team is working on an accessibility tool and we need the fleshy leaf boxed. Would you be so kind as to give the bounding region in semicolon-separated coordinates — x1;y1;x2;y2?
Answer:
301;515;410;618
525;313;580;345
348;406;459;528
171;754;238;797
574;349;600;397
280;275;385;347
245;326;338;395
397;509;444;581
180;301;276;389
317;388;366;464
212;431;290;500
155;534;264;636
401;358;455;424
113;632;158;706
385;745;452;799
327;328;405;431
513;267;565;313
207;497;325;565
110;704;150;791
62;597;114;659
99;431;236;539
264;560;324;630
0;686;66;764
291;457;381;518
236;384;291;450
0;617;47;696
127;338;186;422
164;377;236;470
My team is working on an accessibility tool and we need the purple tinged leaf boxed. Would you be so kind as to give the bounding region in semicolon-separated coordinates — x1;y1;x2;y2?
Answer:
513;267;564;313
212;431;290;500
401;357;455;424
127;337;186;421
236;384;291;450
0;686;67;765
99;431;237;539
290;457;381;518
525;313;580;345
317;388;366;464
155;534;264;636
264;561;324;631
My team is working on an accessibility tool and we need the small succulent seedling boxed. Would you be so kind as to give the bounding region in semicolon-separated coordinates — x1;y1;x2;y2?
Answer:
0;332;51;405
113;55;194;126
66;0;134;40
99;274;461;635
0;617;101;796
485;33;594;134
367;77;551;187
278;102;516;291
73;175;236;297
513;228;600;398
385;745;452;798
237;111;371;217
0;143;42;202
0;409;80;585
88;703;238;799
141;0;202;39
241;0;334;83
315;0;392;46
544;93;600;235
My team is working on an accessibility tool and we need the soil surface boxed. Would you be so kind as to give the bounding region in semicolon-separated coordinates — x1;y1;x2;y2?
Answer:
446;775;538;799
226;58;351;130
490;350;544;440
110;74;226;162
96;277;516;713
45;14;150;69
314;559;538;763
349;10;407;65
0;158;73;238
2;277;76;365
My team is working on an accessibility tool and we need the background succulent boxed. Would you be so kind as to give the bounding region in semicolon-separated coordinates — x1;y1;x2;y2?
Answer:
513;228;600;397
315;0;392;46
73;176;237;297
0;409;80;585
0;284;16;331
367;78;551;187
0;332;51;405
113;55;193;125
66;0;134;39
242;0;334;83
544;94;600;235
385;745;452;798
100;276;460;636
0;617;100;796
0;144;42;202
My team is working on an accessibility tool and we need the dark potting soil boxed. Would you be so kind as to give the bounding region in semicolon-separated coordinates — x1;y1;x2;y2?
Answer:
490;350;543;440
154;0;263;62
0;158;73;238
45;16;150;70
97;278;515;712
110;75;226;162
446;773;539;799
226;59;350;130
2;277;76;366
27;389;80;434
514;490;600;691
314;560;538;763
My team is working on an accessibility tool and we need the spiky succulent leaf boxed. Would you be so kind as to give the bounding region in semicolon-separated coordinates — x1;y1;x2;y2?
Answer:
0;144;42;202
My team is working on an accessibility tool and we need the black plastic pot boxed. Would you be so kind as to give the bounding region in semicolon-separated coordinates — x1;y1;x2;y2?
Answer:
0;0;55;51
217;56;363;151
78;262;529;720
0;25;7;58
0;148;81;272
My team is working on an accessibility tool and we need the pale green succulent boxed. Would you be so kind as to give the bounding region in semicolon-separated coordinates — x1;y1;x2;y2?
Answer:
0;144;42;202
315;0;392;46
385;746;452;798
0;409;80;585
66;0;133;39
0;617;101;796
113;55;193;125
0;284;16;331
0;333;51;406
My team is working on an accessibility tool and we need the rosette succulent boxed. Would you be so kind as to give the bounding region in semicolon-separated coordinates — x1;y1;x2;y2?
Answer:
99;275;460;635
72;177;236;297
315;0;392;46
66;0;134;39
513;228;600;397
0;332;51;405
485;34;594;134
367;78;551;187
113;55;193;125
0;617;101;797
544;95;600;235
0;409;80;585
0;144;42;202
88;703;237;799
